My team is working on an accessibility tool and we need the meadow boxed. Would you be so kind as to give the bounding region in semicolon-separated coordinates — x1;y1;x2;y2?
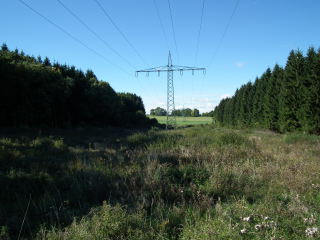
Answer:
149;116;213;126
0;125;320;239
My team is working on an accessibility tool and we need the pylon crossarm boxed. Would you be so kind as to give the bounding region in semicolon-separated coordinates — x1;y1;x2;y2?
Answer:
135;65;205;77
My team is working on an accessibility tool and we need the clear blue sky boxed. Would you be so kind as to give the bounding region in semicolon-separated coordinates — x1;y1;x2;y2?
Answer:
2;0;320;114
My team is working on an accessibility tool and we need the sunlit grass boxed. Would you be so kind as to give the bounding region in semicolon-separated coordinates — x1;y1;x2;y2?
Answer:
0;125;319;239
150;115;213;125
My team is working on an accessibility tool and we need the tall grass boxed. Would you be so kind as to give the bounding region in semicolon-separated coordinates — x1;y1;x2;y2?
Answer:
0;125;319;239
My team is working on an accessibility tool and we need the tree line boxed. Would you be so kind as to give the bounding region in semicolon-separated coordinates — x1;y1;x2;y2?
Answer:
213;46;320;134
0;43;158;128
150;107;214;117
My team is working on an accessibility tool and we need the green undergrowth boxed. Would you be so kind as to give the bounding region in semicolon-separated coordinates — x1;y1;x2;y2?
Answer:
283;132;320;144
0;125;319;239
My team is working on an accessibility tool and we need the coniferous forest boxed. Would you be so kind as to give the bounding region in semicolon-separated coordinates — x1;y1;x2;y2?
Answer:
213;46;320;134
0;43;157;128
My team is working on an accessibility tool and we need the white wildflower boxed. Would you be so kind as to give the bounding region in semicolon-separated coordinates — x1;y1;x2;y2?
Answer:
255;224;262;230
265;216;270;221
306;227;318;236
270;221;277;227
243;217;251;221
240;229;247;234
232;223;239;230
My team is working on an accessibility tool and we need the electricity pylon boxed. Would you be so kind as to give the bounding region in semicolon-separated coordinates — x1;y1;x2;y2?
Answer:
136;51;205;130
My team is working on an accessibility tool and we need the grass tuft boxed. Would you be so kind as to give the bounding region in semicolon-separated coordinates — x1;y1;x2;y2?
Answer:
0;125;319;239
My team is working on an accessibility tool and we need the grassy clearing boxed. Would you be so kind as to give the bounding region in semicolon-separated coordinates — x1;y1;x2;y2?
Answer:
149;116;213;125
0;125;319;239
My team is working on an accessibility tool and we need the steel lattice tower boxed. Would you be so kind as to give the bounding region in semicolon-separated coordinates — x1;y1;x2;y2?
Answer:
166;52;176;129
136;52;205;130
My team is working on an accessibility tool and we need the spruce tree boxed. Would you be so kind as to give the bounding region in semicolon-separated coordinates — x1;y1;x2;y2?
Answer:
257;68;271;126
239;83;252;127
247;81;256;127
300;46;320;133
264;64;283;130
233;88;243;126
279;49;305;132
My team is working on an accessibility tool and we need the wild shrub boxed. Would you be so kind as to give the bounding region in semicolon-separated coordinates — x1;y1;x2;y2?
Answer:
42;202;153;239
283;132;320;144
127;132;152;147
33;136;54;150
217;132;255;148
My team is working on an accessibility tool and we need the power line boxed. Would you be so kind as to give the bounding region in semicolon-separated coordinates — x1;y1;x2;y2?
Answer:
94;0;151;69
18;0;157;106
207;0;239;69
57;0;137;70
154;0;184;106
94;0;164;102
167;0;180;65
154;0;170;51
57;0;164;103
199;0;239;100
193;0;206;68
19;0;131;76
167;0;185;107
191;0;206;105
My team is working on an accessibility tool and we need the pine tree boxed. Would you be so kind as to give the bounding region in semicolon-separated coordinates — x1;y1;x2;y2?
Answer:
1;43;9;52
233;88;242;126
279;49;305;132
252;77;262;127
264;64;283;130
240;82;252;127
238;84;248;127
300;46;320;133
257;68;271;126
43;56;51;66
247;81;256;127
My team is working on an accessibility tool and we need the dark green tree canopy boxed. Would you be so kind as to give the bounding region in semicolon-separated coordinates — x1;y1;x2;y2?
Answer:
213;45;320;134
0;44;156;128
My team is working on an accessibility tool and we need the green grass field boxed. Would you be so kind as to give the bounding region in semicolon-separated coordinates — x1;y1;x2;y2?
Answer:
1;125;320;239
149;116;213;125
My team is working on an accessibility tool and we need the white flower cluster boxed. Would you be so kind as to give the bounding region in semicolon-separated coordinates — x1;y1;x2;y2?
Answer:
254;220;277;230
304;214;317;224
240;215;279;235
305;227;318;237
304;218;316;224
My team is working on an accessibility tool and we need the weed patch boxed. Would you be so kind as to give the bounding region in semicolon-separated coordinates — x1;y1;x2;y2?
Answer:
0;125;319;239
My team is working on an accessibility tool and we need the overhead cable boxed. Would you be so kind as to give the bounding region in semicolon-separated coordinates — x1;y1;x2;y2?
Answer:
167;0;184;106
199;0;239;100
154;0;170;51
191;0;206;104
19;0;157;106
167;0;180;65
207;0;239;70
94;0;164;102
94;0;151;69
57;0;137;70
